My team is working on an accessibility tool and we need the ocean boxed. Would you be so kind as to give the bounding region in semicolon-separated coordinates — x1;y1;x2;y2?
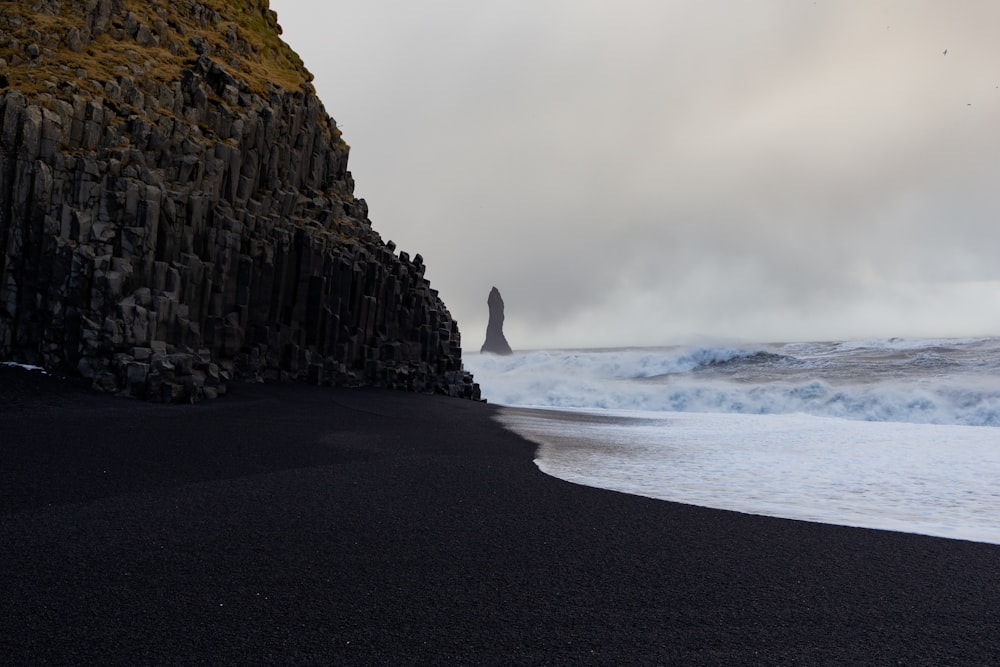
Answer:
464;337;1000;544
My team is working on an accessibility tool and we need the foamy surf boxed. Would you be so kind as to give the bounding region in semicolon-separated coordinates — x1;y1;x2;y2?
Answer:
466;338;1000;426
466;338;1000;544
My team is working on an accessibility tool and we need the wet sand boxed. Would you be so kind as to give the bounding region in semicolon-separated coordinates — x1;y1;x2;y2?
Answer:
2;365;998;664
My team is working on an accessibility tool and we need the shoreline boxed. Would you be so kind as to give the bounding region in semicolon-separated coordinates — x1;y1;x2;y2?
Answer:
2;366;999;664
498;404;1000;547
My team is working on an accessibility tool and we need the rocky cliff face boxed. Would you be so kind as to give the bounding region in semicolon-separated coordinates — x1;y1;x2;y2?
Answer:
0;0;479;401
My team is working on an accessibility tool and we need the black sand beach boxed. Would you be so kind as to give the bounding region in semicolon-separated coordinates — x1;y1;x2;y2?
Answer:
2;366;999;665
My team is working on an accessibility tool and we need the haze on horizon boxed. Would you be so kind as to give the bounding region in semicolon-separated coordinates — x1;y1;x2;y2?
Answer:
272;0;1000;350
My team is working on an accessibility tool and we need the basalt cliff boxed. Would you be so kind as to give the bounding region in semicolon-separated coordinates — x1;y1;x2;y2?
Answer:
0;1;479;401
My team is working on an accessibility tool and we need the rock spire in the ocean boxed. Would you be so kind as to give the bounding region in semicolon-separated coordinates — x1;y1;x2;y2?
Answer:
481;287;512;355
0;0;479;402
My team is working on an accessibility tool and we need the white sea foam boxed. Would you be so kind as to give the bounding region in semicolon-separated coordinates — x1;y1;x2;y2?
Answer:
467;338;1000;544
500;407;1000;544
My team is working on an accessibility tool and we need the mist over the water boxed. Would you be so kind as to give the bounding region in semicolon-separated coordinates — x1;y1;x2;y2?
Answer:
273;1;1000;349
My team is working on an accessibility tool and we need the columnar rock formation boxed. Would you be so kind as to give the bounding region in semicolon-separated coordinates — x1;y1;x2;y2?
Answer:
0;0;479;401
480;286;512;355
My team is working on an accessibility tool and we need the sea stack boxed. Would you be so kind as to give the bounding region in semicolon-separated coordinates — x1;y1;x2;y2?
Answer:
481;287;513;355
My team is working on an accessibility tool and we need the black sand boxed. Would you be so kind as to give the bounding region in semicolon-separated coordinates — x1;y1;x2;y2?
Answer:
2;365;999;665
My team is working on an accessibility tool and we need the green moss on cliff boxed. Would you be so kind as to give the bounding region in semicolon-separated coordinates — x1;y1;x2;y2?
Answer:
0;0;314;98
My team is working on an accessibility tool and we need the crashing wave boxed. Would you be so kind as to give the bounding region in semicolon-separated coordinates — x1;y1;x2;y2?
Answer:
465;339;1000;427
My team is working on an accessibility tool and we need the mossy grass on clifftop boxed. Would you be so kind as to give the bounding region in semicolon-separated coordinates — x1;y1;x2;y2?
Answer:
0;0;315;101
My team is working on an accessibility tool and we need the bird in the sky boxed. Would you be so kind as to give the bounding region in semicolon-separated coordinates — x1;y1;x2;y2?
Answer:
943;49;948;55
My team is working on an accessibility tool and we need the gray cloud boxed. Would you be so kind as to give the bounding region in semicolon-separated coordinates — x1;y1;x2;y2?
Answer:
272;0;1000;348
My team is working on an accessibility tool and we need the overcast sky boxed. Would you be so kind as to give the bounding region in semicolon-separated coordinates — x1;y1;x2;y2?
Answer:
271;0;1000;349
